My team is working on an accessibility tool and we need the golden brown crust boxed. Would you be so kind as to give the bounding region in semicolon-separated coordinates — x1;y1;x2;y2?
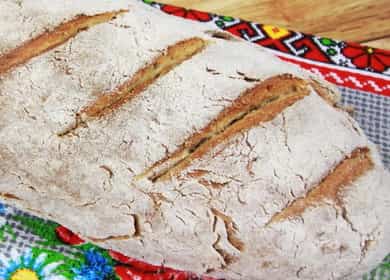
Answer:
187;169;210;178
0;10;127;75
81;37;208;118
267;147;373;225
198;179;227;189
211;208;245;252
212;234;237;266
0;192;22;200
1;2;388;278
310;79;338;106
140;75;311;182
58;37;208;137
88;234;131;243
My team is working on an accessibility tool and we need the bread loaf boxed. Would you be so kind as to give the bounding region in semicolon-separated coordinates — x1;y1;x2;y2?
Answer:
0;1;389;279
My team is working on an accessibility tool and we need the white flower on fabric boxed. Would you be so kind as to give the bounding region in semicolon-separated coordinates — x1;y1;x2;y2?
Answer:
0;249;67;280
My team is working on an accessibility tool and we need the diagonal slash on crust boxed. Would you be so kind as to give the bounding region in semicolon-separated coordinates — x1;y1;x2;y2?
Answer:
266;147;373;225
58;37;208;136
0;10;128;75
138;75;311;182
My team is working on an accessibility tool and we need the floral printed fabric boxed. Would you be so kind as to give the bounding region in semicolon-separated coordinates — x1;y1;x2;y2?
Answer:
0;204;208;280
144;0;390;96
144;0;390;77
0;249;66;280
0;202;388;280
0;1;389;279
0;203;388;280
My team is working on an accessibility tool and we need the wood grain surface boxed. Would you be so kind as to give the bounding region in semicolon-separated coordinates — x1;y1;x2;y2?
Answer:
159;0;390;50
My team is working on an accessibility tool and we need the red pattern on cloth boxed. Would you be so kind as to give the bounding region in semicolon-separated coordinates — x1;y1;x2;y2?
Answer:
342;43;390;72
156;2;390;96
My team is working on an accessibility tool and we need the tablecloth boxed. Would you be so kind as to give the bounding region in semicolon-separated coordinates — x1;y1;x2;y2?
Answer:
0;0;389;279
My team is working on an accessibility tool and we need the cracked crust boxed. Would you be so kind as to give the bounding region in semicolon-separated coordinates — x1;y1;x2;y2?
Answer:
0;1;389;280
0;9;127;75
58;37;208;136
211;208;245;252
81;37;207;119
266;147;373;225
139;75;311;182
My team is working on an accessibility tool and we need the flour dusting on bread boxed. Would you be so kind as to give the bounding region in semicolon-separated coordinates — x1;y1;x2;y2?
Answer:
0;1;389;279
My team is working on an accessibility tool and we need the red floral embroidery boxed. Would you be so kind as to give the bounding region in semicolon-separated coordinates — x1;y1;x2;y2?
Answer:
55;225;85;245
342;43;390;72
161;4;212;22
110;250;163;272
115;265;190;280
110;250;218;280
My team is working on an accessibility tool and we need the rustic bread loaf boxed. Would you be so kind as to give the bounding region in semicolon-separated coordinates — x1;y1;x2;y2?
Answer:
0;1;389;279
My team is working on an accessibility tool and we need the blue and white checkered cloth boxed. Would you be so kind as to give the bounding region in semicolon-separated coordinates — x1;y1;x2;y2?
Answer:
340;87;389;168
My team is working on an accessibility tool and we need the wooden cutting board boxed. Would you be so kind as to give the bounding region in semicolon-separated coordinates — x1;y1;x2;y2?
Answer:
160;0;390;50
